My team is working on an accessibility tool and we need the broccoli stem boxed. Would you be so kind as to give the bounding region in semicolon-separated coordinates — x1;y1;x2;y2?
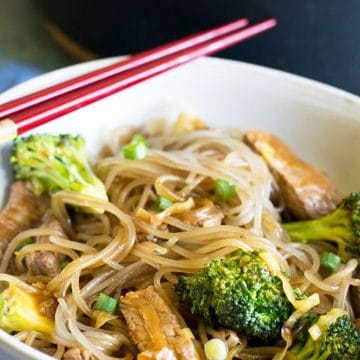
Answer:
284;220;345;242
287;310;360;360
284;208;352;245
295;337;316;359
284;193;360;261
316;351;331;360
290;337;331;360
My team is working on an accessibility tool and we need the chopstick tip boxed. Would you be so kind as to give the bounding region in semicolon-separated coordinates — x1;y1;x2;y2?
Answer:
0;118;17;144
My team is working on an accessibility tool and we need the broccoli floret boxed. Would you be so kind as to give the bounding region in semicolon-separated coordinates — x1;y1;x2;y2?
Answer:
0;283;54;334
284;193;360;261
175;250;293;343
287;309;360;360
293;288;308;301
10;134;108;212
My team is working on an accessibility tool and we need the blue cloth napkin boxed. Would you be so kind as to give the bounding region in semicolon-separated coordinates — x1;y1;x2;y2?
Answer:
0;61;41;93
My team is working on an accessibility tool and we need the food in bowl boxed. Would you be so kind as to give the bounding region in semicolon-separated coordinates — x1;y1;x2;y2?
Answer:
0;114;359;359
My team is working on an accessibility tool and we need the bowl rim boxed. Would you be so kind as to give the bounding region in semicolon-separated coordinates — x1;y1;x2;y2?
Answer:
0;55;359;360
1;56;360;106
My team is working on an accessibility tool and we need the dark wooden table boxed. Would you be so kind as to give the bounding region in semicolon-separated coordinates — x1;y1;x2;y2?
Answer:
1;0;359;95
36;0;360;95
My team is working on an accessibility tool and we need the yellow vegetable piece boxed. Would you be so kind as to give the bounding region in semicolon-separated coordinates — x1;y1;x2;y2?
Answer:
173;113;207;133
0;284;54;334
204;338;227;360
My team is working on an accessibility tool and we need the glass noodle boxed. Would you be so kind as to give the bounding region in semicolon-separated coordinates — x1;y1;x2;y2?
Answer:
0;116;358;359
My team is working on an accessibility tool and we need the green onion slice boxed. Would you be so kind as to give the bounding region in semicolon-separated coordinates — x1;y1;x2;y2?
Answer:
123;134;149;160
131;134;148;146
94;293;118;314
320;251;341;272
214;179;236;201
153;196;173;212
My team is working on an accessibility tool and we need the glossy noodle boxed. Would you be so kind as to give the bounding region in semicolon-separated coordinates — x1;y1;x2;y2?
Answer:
0;115;359;360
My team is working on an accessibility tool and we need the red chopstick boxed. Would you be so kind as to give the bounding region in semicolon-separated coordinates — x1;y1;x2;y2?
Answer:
0;18;249;120
0;18;276;142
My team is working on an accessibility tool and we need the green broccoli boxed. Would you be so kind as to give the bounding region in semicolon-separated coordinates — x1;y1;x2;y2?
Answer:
175;250;293;344
287;308;360;360
284;193;360;261
10;134;108;212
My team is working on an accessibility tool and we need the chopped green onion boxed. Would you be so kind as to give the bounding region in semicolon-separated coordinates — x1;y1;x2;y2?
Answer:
320;252;341;272
214;179;236;201
123;134;149;160
131;134;148;146
204;338;227;360
16;237;34;251
94;293;118;314
123;142;148;160
61;261;70;269
153;196;173;212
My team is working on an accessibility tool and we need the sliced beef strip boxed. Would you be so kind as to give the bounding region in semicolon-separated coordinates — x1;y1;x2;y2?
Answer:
244;131;341;220
25;211;68;276
39;290;58;319
0;181;49;262
120;286;201;360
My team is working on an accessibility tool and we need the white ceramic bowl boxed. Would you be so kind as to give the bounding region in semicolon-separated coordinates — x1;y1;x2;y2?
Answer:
0;57;359;359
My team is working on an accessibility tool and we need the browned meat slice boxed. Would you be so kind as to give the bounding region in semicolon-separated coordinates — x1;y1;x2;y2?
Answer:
177;199;223;227
0;181;49;261
120;286;201;360
25;212;67;276
39;290;58;318
244;131;341;219
63;348;93;360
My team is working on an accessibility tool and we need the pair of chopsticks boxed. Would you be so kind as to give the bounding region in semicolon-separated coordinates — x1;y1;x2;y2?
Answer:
0;17;276;143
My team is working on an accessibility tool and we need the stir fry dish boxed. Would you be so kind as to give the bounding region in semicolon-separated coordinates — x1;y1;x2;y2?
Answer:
0;114;359;360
